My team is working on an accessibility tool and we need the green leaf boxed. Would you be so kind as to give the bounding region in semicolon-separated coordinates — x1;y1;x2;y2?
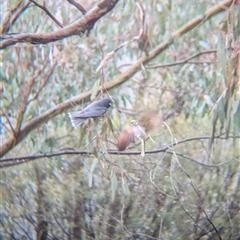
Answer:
233;100;240;133
128;173;140;181
121;177;130;195
203;95;214;107
121;96;127;107
56;156;63;169
88;171;93;187
92;149;98;159
217;33;227;82
45;137;57;148
199;40;211;50
91;78;101;101
110;171;118;194
107;117;115;133
110;171;118;201
140;63;149;79
90;158;98;173
78;126;87;147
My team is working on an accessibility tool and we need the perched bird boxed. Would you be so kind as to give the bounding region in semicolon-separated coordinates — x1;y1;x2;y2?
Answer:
68;97;113;128
117;110;162;156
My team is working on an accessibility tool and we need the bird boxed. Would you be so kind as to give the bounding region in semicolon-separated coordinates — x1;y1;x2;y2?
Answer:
117;110;162;156
68;97;113;128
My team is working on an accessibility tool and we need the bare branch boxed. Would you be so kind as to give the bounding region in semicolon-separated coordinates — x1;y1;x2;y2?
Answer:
1;1;31;34
180;204;210;238
29;0;64;28
67;0;86;15
15;74;39;134
147;49;217;69
15;61;49;134
0;107;15;134
12;217;33;240
52;212;71;238
0;0;119;49
28;61;57;103
164;151;219;168
188;176;223;240
1;135;238;168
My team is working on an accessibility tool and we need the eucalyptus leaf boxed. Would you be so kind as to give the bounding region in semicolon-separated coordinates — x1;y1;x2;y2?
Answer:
90;158;98;173
91;78;101;101
128;173;140;181
121;177;130;195
110;171;118;192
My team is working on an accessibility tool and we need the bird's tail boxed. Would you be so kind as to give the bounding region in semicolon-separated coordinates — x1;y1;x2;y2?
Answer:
68;112;86;128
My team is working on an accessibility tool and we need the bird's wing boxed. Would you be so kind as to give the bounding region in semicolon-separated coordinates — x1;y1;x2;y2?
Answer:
68;106;108;128
69;107;107;119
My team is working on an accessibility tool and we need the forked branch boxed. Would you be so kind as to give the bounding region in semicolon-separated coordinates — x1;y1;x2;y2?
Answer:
0;0;119;49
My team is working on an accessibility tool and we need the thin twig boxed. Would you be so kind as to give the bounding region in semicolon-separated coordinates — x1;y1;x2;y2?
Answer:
147;49;217;69
52;212;71;237
67;0;86;14
28;61;57;103
1;1;31;34
12;217;33;240
208;87;228;114
14;68;43;135
164;151;226;168
0;107;15;134
29;0;64;28
97;205;135;239
189;178;223;239
180;204;210;238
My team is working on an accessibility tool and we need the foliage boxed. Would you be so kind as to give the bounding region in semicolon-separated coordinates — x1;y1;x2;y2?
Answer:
1;0;239;239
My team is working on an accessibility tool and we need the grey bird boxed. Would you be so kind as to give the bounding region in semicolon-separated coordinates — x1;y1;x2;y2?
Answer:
68;97;113;128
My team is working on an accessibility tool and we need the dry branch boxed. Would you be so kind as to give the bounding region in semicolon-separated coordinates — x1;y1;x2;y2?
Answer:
67;0;87;14
1;135;237;168
1;1;31;34
147;49;217;69
29;0;64;28
0;0;119;49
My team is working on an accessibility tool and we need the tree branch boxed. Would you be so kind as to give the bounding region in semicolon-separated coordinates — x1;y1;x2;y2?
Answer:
29;0;64;28
1;0;31;34
1;135;238;168
0;0;119;49
28;61;57;103
0;107;15;135
67;0;86;15
15;69;42;134
147;49;217;69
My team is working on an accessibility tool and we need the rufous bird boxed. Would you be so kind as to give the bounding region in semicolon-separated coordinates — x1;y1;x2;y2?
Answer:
117;110;162;157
